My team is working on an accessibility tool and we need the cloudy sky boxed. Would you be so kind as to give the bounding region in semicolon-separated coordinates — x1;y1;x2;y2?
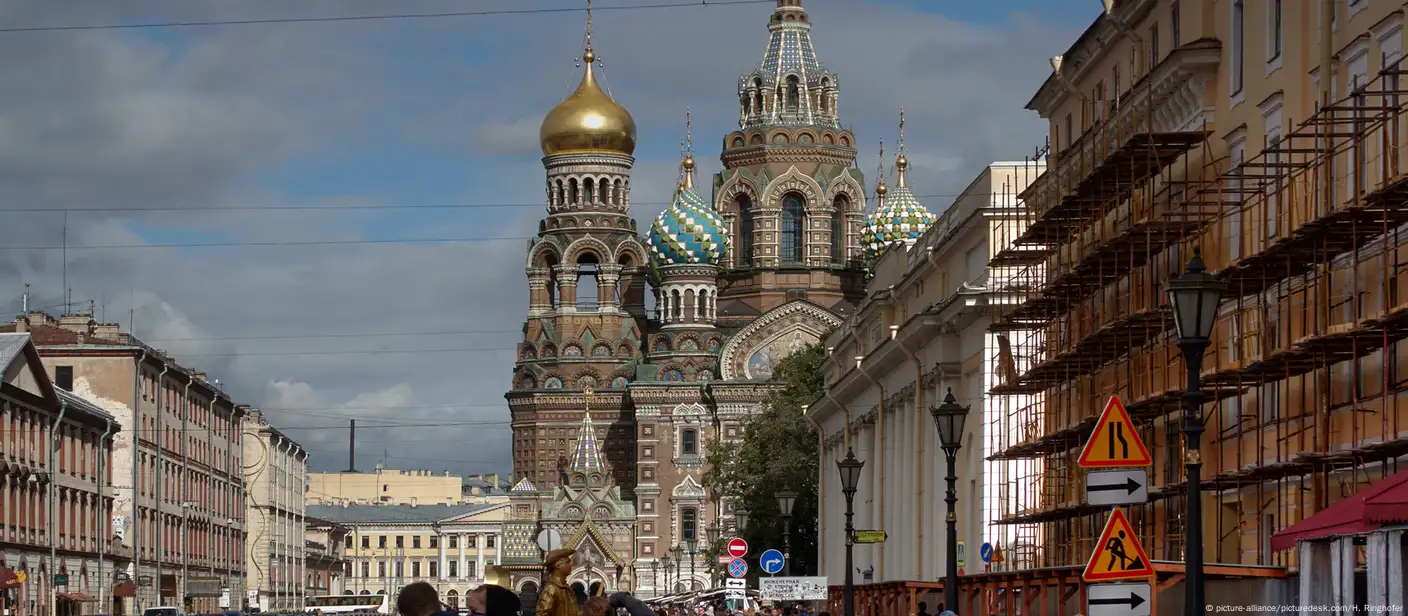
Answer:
0;0;1096;478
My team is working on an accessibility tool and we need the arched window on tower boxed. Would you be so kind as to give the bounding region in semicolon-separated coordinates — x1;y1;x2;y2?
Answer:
753;78;764;114
737;195;755;267
781;193;806;264
568;178;579;205
584;177;595;204
577;253;600;309
831;195;848;263
681;428;698;456
786;76;801;111
546;254;560;308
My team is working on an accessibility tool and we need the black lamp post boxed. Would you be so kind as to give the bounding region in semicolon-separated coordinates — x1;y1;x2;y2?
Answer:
836;449;864;616
651;561;659;599
1164;247;1226;616
931;388;971;615
685;539;698;591
733;507;749;535
776;488;798;576
706;525;721;588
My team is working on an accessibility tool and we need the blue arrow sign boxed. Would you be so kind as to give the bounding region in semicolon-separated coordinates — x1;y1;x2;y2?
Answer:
759;549;784;575
728;558;749;579
979;542;994;564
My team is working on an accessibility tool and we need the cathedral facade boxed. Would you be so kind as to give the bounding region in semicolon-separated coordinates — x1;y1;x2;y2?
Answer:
497;0;938;602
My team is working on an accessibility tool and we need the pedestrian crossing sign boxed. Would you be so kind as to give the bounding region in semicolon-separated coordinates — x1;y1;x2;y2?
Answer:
1078;396;1152;468
1083;508;1155;582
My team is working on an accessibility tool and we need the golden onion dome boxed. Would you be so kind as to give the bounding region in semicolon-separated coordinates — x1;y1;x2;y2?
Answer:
540;49;638;157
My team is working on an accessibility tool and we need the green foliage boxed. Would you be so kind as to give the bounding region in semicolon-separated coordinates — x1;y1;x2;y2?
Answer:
703;343;825;581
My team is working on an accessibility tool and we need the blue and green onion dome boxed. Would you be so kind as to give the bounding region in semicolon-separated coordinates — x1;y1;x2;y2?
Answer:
647;159;729;268
860;156;936;263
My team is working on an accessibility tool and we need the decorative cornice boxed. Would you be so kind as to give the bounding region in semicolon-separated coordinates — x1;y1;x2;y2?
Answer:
722;148;856;168
543;153;636;169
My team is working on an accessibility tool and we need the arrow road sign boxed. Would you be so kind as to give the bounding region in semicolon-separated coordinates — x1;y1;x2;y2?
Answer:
759;549;785;575
728;558;749;579
1086;582;1151;616
979;542;994;564
1085;469;1149;507
725;579;746;589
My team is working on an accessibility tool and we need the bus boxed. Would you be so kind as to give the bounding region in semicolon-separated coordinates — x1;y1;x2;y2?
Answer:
306;593;391;614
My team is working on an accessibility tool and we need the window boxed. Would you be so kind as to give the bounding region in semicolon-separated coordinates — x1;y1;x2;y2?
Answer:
681;508;698;542
382;484;387;492
395;561;404;578
378;536;387;549
413;536;421;549
468;536;476;548
396;536;404;549
780;193;806;263
1231;0;1245;98
361;561;370;578
468;562;477;579
54;366;73;391
345;535;353;549
681;429;698;456
1262;96;1284;239
449;561;458;578
1267;0;1283;63
1063;114;1073;153
378;561;386;578
430;536;439;549
449;535;458;549
785;76;800;110
1149;23;1159;69
412;562;421;577
830;196;848;263
429;561;438;578
1171;1;1180;47
737;195;755;266
1351;50;1370;195
1228;138;1247;261
486;536;496;548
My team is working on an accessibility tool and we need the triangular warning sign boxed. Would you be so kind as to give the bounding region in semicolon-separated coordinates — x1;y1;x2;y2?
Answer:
1077;396;1152;468
1083;508;1155;582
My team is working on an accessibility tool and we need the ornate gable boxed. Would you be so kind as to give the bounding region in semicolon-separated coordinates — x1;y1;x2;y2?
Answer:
670;475;707;500
717;299;842;380
563;521;627;568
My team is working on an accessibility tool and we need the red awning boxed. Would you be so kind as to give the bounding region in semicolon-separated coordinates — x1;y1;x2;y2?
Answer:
112;582;138;598
57;592;98;602
1271;466;1408;551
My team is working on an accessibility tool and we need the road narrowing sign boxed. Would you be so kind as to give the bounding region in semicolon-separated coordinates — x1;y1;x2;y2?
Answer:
1078;396;1152;468
1082;508;1154;582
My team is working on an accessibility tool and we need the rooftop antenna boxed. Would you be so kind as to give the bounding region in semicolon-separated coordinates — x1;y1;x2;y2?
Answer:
22;283;29;314
62;210;68;313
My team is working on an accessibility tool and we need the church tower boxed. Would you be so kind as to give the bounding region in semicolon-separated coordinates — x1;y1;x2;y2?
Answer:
509;3;649;490
711;0;868;327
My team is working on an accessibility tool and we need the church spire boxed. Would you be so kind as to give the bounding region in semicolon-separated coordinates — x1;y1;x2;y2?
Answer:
569;386;606;475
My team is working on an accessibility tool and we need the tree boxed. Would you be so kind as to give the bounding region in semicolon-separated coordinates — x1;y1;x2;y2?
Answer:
704;343;825;582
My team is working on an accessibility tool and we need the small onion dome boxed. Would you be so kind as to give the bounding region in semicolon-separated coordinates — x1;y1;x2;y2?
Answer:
647;158;729;268
860;156;935;263
540;49;638;157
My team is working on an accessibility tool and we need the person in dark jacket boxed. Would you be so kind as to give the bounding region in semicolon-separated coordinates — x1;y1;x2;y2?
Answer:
606;592;654;616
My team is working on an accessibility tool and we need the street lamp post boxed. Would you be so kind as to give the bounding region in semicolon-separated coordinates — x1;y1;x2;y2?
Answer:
836;450;864;616
685;540;698;592
650;561;658;599
1164;247;1226;616
706;525;720;588
931;389;971;615
776;489;797;577
733;508;749;536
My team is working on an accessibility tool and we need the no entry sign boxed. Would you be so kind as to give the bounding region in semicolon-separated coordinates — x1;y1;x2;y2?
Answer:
727;537;749;558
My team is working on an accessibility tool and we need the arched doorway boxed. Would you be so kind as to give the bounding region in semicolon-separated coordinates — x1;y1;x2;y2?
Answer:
519;580;541;616
446;590;459;609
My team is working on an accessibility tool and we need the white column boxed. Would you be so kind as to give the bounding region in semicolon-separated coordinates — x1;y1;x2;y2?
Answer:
475;535;485;581
438;535;447;584
457;534;466;580
1366;530;1405;611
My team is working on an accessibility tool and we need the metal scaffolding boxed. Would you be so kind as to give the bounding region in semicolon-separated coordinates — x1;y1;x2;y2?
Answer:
986;52;1408;572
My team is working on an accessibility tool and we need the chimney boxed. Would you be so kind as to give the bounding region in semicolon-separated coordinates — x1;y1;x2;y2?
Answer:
57;314;93;334
192;372;207;383
14;316;27;334
92;322;120;340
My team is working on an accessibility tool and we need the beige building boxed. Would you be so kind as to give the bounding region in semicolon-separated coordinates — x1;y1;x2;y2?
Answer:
4;312;247;613
304;518;350;598
306;503;508;609
809;160;1044;584
309;469;464;506
242;411;308;612
0;333;126;616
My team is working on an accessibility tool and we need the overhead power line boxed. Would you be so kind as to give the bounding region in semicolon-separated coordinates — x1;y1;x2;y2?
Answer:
175;346;518;358
0;192;985;214
143;327;521;342
0;0;775;33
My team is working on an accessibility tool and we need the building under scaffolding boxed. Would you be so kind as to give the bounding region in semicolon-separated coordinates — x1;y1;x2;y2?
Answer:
987;0;1408;581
